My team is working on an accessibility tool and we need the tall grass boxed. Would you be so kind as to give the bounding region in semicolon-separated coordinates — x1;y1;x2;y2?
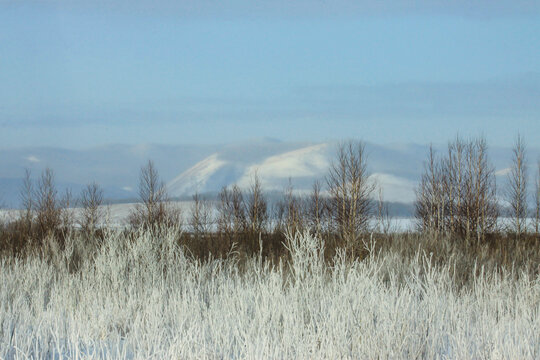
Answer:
1;229;539;359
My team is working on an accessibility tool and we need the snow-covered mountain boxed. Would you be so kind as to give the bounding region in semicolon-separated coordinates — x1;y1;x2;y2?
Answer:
0;143;219;207
168;143;333;196
167;142;420;203
167;153;233;196
1;139;537;208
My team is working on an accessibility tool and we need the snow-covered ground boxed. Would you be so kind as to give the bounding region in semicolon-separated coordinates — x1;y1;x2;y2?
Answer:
3;202;539;234
0;230;538;359
0;201;417;232
0;202;193;229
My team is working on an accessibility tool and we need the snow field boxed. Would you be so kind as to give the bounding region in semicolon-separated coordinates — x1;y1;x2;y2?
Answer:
0;229;539;359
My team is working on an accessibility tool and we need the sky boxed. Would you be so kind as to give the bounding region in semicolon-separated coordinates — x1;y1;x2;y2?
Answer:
1;1;539;149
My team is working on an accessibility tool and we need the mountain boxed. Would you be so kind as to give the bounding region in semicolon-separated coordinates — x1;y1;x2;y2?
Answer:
167;142;423;203
0;143;219;207
166;140;540;204
168;143;332;197
1;139;538;208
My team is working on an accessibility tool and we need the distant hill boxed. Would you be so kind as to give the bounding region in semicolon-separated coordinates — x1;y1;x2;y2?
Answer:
1;139;538;208
167;142;420;203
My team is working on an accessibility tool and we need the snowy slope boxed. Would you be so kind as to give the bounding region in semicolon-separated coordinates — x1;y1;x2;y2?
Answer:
236;143;331;191
166;142;417;203
167;154;229;196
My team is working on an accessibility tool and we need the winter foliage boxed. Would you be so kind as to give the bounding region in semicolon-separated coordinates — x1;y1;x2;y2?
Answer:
1;229;538;359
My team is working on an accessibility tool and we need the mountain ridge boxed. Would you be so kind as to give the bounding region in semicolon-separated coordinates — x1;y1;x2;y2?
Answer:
1;140;538;208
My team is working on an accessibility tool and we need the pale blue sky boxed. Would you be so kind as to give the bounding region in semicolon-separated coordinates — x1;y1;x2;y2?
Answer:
1;1;539;148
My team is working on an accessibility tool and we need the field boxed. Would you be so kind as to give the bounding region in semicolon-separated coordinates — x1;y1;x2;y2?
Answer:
1;229;538;359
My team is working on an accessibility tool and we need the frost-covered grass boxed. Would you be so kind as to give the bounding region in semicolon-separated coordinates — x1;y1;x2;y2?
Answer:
1;229;539;359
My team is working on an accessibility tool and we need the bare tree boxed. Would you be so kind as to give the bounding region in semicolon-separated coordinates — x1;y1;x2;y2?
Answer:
129;160;181;229
217;185;251;238
60;188;75;230
376;186;392;234
217;186;234;238
190;192;213;236
444;137;466;235
415;145;444;233
415;136;498;241
326;140;375;243
506;135;528;238
231;184;247;235
448;137;499;241
35;168;62;235
272;197;287;235
246;172;268;234
307;180;327;236
139;160;165;224
535;159;540;236
468;138;498;242
19;168;34;234
283;179;304;234
80;182;104;234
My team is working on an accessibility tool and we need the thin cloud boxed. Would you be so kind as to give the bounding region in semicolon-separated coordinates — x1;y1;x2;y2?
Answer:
293;75;540;119
2;75;539;134
495;167;512;176
24;155;40;163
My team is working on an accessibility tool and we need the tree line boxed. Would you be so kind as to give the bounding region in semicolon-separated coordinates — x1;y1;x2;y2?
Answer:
1;136;539;256
416;135;540;241
131;141;377;247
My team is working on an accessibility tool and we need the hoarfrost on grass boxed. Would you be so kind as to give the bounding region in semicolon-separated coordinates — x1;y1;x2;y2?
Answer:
1;230;539;359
